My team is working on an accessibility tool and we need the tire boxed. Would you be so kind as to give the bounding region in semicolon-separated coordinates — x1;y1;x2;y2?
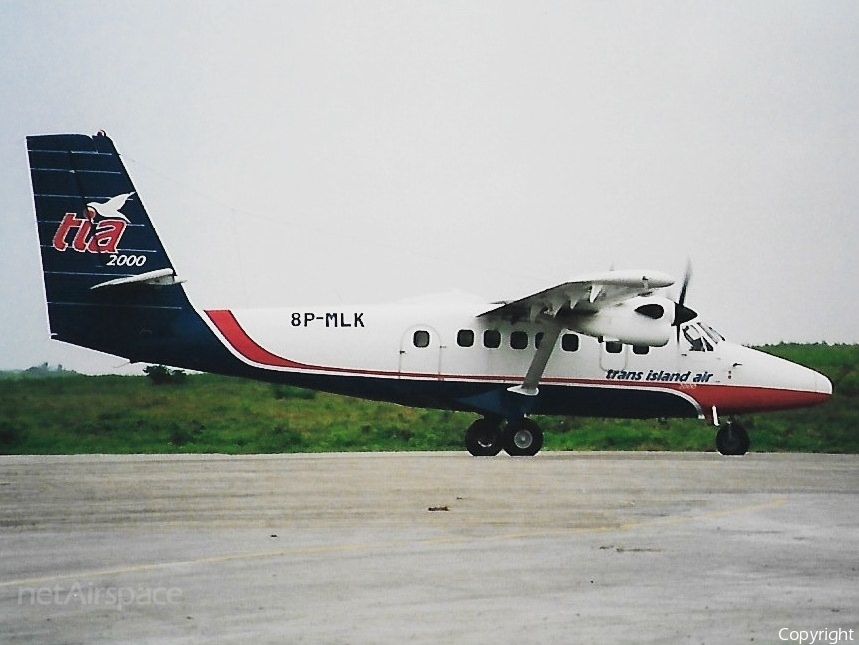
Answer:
465;418;503;456
716;421;750;456
503;418;544;456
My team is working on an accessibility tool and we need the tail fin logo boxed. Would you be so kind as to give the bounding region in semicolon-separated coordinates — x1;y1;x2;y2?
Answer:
52;193;134;253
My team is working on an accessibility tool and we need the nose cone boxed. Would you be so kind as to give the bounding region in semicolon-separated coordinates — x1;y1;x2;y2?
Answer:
722;346;833;413
813;370;833;397
765;353;832;410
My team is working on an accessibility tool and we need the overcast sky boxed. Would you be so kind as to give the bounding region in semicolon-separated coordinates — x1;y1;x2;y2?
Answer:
1;1;857;373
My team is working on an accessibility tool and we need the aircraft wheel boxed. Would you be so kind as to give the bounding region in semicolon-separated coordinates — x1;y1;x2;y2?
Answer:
465;418;503;456
503;418;543;456
716;421;750;456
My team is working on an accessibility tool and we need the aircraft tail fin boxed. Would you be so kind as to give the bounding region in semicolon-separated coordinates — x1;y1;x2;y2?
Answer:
26;132;224;368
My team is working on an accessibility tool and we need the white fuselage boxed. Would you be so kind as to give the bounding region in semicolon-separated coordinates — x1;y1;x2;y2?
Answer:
202;300;831;420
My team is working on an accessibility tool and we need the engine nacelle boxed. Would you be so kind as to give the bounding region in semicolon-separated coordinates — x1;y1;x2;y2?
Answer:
565;297;674;347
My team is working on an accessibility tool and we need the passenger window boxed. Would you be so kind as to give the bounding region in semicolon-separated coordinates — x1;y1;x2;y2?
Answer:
561;334;579;352
457;329;474;347
535;332;544;349
633;345;649;355
413;330;430;348
483;329;501;349
605;340;623;354
510;331;528;350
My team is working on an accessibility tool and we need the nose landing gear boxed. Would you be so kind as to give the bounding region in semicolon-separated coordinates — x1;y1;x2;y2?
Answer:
716;420;750;456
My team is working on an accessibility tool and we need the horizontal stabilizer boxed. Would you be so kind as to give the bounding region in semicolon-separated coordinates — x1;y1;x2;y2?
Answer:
90;268;182;290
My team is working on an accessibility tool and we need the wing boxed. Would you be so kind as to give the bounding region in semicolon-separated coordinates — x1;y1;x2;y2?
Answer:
477;269;677;398
479;269;676;322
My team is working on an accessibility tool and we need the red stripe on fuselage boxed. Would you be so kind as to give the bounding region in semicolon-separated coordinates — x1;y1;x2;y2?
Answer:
676;383;830;414
206;309;390;376
206;309;312;370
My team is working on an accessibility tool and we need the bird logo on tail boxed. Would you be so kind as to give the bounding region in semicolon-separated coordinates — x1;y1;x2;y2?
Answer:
85;192;134;223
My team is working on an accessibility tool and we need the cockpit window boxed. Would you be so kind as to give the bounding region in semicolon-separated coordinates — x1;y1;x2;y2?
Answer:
699;322;724;344
683;325;702;351
682;324;713;352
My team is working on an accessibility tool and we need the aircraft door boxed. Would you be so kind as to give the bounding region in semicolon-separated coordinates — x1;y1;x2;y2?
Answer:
599;339;628;372
399;325;443;380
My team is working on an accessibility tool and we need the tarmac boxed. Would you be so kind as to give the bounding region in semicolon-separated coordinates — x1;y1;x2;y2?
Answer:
0;452;857;644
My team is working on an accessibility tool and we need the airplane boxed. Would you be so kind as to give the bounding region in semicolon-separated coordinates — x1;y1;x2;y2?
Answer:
25;132;832;457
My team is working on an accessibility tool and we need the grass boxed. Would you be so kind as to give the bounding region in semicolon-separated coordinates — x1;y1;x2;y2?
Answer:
0;375;467;454
0;343;856;454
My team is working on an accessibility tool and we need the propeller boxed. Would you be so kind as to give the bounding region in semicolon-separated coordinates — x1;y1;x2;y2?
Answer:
673;260;697;340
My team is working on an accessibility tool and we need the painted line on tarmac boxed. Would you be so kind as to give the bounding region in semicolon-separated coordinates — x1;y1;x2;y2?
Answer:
0;498;787;589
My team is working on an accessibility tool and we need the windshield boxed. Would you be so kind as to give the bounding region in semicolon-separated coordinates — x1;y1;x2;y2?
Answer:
699;322;724;344
682;322;725;352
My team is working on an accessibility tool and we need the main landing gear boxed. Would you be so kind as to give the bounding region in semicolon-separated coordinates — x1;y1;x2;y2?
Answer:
716;420;750;456
465;417;544;457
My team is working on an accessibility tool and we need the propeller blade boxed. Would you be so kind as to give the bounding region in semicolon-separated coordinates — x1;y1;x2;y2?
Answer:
674;260;695;341
678;259;692;307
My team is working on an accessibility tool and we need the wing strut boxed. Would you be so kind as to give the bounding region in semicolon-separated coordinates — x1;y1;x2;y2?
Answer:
507;320;564;397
